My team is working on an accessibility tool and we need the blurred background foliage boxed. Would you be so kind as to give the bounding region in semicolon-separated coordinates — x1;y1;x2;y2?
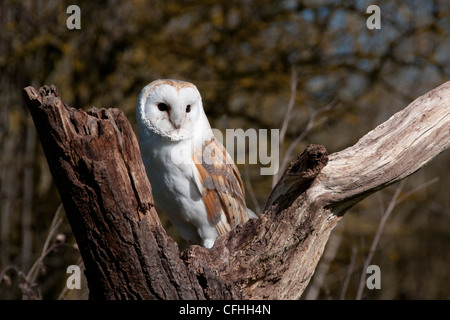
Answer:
0;0;449;299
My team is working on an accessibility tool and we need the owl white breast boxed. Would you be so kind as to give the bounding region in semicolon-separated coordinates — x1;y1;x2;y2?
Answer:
136;79;256;248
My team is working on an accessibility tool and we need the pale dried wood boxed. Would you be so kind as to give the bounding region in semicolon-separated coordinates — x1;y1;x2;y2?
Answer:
23;81;450;300
311;81;450;214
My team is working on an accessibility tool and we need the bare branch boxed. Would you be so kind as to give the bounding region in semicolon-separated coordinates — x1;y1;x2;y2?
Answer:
355;176;439;299
340;246;357;300
23;203;63;299
273;68;299;187
310;81;450;215
279;68;299;145
355;181;404;300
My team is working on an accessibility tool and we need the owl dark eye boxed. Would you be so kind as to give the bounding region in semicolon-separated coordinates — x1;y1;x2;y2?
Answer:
157;103;169;112
186;105;191;113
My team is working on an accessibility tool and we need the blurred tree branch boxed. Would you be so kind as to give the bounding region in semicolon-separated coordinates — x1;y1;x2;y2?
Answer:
23;81;450;299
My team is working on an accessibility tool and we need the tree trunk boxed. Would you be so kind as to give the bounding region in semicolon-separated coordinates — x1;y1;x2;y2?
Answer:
23;82;450;300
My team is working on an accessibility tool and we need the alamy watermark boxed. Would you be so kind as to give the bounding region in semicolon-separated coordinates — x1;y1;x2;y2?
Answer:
168;128;280;176
66;4;381;31
366;5;381;30
65;263;382;291
66;5;81;30
366;265;381;290
212;128;279;176
66;265;81;290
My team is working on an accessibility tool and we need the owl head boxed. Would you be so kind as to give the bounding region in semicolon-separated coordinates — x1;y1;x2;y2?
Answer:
136;79;207;141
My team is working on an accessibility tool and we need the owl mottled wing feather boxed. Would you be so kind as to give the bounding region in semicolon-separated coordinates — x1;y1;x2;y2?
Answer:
193;137;249;235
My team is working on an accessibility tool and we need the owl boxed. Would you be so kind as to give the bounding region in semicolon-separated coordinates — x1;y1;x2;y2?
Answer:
136;79;257;248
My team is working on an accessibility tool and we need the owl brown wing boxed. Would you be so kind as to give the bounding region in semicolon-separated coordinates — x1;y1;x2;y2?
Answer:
192;137;250;235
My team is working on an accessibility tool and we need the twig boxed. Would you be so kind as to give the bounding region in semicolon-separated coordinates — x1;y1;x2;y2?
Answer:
22;203;63;299
0;265;28;284
355;180;404;300
276;100;335;186
397;177;439;203
353;177;437;300
272;68;298;187
340;246;357;300
279;67;298;146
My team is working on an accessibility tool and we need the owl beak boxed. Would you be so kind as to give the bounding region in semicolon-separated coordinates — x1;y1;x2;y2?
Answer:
170;109;184;130
171;116;183;129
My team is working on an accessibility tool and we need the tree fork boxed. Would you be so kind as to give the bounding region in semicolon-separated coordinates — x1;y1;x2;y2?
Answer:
23;82;450;299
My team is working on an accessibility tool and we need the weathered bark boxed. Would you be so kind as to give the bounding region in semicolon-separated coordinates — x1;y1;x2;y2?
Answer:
23;86;204;299
23;82;450;300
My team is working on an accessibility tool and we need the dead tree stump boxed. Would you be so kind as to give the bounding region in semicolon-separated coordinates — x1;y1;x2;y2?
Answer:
23;82;450;299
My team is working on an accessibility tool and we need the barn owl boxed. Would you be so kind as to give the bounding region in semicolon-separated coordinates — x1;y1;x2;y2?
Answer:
136;79;256;248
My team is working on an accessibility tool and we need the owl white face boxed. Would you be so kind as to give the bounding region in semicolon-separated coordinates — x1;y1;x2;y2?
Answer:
137;79;204;141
